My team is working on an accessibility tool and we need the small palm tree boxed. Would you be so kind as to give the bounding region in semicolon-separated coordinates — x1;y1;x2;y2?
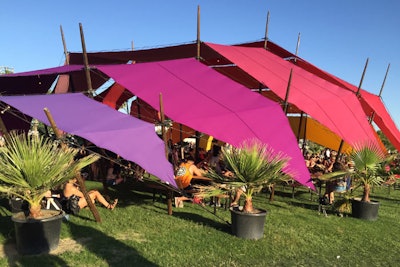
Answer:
0;131;99;219
321;142;387;202
204;140;291;213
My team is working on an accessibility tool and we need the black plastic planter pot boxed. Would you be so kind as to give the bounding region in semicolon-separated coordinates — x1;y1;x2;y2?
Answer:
12;209;65;255
352;198;380;221
230;207;267;240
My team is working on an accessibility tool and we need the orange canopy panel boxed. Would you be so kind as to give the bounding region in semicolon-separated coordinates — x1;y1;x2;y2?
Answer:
288;116;352;154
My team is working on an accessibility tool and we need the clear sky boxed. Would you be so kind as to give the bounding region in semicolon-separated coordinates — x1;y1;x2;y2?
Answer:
1;1;400;128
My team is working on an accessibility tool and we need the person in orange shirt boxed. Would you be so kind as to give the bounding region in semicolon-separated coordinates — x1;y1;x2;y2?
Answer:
174;155;207;207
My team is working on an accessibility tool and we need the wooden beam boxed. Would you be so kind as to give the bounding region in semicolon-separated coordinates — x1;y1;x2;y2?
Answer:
44;107;102;223
79;23;94;96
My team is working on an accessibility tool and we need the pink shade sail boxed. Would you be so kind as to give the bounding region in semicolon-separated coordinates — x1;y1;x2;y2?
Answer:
206;42;380;151
0;93;176;187
97;58;314;189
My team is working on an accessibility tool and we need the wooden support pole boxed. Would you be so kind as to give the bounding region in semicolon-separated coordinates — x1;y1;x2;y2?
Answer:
301;116;308;155
79;23;94;96
0;114;9;142
294;33;301;63
159;93;173;215
338;58;369;157
369;63;390;124
179;123;183;142
297;112;304;143
159;94;168;158
283;69;293;114
356;58;369;97
196;5;201;60
44;107;102;223
263;11;270;50
378;63;390;97
60;25;70;65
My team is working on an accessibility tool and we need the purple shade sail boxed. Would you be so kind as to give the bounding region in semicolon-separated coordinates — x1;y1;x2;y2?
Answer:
0;93;176;187
97;58;314;189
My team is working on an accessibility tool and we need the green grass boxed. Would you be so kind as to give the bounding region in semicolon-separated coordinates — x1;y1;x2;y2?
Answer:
1;182;400;266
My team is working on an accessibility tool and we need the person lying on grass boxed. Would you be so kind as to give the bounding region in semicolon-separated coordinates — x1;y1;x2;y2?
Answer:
63;177;118;210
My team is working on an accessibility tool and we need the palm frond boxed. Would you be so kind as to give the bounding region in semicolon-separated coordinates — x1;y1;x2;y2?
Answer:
0;131;100;217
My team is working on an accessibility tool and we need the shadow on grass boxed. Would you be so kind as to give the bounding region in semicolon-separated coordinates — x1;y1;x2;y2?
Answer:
0;201;70;267
65;220;158;266
369;194;400;203
172;208;231;234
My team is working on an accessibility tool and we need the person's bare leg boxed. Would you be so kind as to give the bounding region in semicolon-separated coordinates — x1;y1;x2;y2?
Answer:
175;196;190;207
89;190;118;209
231;188;243;206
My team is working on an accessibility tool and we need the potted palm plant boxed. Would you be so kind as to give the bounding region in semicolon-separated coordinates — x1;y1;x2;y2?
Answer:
0;131;99;255
321;142;388;220
202;140;290;239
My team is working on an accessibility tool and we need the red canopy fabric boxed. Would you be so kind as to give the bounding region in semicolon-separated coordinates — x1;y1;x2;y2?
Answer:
240;41;400;152
358;90;400;150
206;42;380;150
96;58;314;189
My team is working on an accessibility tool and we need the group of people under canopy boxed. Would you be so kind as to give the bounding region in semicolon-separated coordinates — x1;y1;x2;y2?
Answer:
36;127;394;214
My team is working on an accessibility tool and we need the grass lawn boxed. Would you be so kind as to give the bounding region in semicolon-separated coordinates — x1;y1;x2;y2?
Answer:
0;181;400;267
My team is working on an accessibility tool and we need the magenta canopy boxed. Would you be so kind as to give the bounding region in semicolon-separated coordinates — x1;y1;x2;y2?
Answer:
0;93;176;187
206;43;380;150
96;58;314;189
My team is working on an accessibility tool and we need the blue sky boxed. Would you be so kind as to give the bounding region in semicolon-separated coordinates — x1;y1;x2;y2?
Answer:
1;1;400;128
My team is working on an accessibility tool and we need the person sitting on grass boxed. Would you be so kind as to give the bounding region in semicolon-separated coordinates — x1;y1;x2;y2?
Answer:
63;177;118;210
174;155;207;208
